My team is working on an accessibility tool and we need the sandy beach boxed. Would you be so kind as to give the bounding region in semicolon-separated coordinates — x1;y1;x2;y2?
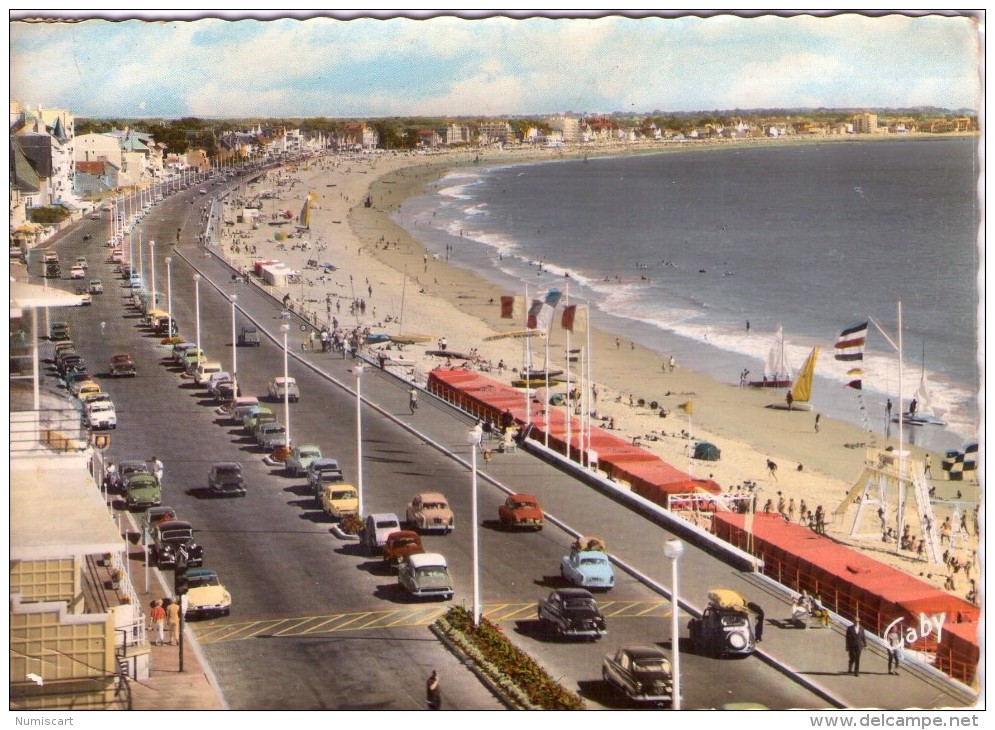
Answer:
215;138;980;599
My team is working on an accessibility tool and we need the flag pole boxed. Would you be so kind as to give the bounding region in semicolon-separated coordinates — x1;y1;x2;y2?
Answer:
585;299;593;468
562;284;570;455
524;283;531;428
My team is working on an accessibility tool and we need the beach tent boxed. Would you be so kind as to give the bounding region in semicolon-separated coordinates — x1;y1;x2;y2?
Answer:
694;441;721;461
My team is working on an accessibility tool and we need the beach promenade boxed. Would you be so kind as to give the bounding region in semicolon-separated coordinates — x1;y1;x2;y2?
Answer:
212;143;980;599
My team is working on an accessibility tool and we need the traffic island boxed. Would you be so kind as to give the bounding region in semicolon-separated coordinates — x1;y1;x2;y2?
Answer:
432;605;585;710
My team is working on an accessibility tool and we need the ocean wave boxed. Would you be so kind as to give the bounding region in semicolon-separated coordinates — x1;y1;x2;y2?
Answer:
463;203;489;217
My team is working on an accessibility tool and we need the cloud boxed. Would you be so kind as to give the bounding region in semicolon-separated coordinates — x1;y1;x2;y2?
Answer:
9;13;982;117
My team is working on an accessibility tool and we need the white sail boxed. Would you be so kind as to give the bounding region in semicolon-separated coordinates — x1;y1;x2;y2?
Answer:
764;326;793;382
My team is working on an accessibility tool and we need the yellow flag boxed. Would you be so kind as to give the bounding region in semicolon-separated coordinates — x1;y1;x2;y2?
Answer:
679;400;693;416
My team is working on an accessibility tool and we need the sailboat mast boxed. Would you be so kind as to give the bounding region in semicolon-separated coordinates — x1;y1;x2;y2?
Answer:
398;266;406;335
897;300;905;550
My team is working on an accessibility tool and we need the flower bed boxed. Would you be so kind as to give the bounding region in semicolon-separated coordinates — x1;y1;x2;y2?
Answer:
434;605;585;710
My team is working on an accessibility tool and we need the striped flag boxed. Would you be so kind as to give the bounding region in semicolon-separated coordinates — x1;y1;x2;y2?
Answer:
835;322;868;361
561;304;588;332
500;295;526;320
527;289;562;332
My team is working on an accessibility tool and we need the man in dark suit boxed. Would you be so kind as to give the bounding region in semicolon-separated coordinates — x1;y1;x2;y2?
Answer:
846;618;867;676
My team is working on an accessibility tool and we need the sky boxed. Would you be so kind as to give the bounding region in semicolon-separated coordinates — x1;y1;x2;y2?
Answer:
9;11;983;119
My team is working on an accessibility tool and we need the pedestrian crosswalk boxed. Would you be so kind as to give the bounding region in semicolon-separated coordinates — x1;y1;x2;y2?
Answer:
194;599;674;644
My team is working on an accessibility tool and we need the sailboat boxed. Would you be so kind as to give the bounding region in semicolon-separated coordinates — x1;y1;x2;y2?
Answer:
749;326;793;388
766;346;819;411
893;348;946;426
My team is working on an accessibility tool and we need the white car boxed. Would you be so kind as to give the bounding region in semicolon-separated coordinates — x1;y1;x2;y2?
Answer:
268;376;300;402
70;265;86;279
83;401;117;430
194;361;223;386
74;256;89;270
184;569;232;619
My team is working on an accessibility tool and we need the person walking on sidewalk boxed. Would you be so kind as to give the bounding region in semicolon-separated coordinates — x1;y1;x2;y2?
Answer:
845;618;867;676
426;670;441;710
166;598;181;646
148;599;166;646
409;387;419;414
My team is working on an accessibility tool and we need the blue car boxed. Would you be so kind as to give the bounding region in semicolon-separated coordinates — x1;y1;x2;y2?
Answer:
561;549;615;591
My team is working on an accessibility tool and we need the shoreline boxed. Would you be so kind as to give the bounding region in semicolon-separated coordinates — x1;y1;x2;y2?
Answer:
215;136;979;598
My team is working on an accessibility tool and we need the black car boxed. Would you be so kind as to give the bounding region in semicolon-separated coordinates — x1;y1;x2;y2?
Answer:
602;646;674;705
207;462;246;497
237;325;261;347
537;588;607;640
688;604;757;658
150;520;204;569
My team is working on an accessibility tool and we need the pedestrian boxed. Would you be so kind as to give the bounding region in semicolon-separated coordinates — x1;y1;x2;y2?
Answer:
815;413;821;433
166;598;181;645
845;618;867;676
746;320;750;332
409;387;419;414
149;456;164;483
149;599;166;646
616;338;620;349
426;670;441;710
104;460;117;492
767;459;778;481
886;399;893;421
668;355;676;372
747;601;764;642
308;330;315;351
786;391;794;410
439;336;447;351
924;453;932;478
788;498;796;522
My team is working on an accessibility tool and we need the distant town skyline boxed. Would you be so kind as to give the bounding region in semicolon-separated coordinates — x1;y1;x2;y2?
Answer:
10;11;982;119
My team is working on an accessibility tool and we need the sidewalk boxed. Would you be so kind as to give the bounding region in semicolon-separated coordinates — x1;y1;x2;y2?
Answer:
122;524;227;710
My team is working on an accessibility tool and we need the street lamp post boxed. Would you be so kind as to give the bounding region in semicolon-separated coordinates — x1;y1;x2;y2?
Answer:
354;364;364;516
281;324;291;450
193;274;202;370
165;257;173;339
466;423;483;626
149;240;156;309
229;294;238;395
663;538;684;711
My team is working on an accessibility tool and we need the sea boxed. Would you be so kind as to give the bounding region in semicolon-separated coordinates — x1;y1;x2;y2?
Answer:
393;137;982;456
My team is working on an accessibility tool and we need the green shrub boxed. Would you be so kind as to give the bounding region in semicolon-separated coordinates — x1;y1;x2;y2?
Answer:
435;605;585;710
28;206;71;225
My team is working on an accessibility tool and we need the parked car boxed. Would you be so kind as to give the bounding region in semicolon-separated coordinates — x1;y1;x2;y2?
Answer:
77;290;93;306
69;264;86;279
83;401;117;430
211;381;239;403
688;589;757;658
66;371;95;396
74;256;89;270
194;361;224;386
284;444;322;477
257;423;288;451
207;462;247;497
171;342;197;364
397;553;454;600
88;279;104;294
49;322;71;341
307;458;344;504
125;473;162;511
237;325;261;346
243;407;275;434
228;396;260;425
141;506;178;536
204;370;232;393
76;381;102;402
111;249;125;263
362;513;402;555
184;569;232;619
109;354;137;377
537;588;607;640
602;646;674;705
182;349;207;374
113;460;151;494
150;520;204;569
382;530;424;570
320;483;359;519
405;493;454;534
498;493;544;530
268;376;300;402
561;539;615;591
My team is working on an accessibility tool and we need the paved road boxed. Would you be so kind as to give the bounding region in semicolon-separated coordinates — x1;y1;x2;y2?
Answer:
38;176;974;711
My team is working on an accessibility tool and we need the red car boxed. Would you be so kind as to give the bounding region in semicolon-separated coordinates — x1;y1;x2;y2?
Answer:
382;530;424;569
498;493;544;531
